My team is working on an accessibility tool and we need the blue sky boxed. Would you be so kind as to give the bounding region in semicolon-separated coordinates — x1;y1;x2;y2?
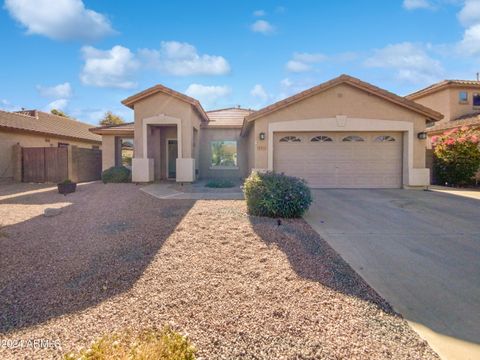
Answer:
1;0;479;124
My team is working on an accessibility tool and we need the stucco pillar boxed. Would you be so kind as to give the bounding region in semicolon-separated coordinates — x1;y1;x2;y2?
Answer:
11;143;22;182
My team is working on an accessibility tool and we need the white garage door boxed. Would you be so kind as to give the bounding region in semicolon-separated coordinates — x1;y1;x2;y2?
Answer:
273;132;403;188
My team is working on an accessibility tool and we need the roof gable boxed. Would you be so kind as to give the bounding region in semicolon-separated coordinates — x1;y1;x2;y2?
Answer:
407;80;480;100
121;84;209;121
245;74;443;124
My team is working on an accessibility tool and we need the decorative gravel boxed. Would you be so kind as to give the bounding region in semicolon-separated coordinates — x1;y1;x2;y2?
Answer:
0;183;438;359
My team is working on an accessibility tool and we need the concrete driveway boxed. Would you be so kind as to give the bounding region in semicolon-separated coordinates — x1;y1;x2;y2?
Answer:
305;189;480;360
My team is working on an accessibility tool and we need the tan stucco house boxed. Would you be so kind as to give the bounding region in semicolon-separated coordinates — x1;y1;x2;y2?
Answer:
406;79;480;146
91;74;444;188
0;109;101;181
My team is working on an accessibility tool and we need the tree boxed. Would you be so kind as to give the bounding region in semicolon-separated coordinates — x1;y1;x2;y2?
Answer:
99;111;125;126
51;109;69;117
432;126;480;186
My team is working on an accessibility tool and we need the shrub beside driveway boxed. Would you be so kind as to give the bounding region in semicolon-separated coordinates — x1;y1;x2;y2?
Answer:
0;183;438;359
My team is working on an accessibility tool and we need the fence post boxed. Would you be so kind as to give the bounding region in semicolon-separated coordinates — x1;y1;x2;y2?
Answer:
68;145;79;183
11;144;22;182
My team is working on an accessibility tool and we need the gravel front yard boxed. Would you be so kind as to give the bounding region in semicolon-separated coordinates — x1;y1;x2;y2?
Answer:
0;182;438;359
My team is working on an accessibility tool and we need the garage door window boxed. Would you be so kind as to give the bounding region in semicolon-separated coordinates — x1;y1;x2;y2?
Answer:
342;135;365;142
279;136;302;143
374;135;396;142
311;135;333;142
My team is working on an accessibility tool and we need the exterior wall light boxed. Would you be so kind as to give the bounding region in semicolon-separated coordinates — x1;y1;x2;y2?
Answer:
417;132;427;140
259;132;266;140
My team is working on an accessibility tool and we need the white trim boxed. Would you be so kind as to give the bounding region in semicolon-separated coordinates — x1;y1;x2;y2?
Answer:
166;138;178;180
267;116;422;187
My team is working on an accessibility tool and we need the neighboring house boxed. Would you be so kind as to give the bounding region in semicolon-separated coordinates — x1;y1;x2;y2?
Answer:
406;80;480;146
90;74;443;188
0;109;102;181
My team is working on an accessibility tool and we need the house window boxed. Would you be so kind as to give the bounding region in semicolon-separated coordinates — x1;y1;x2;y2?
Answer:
342;135;365;142
459;91;468;103
279;136;302;143
58;142;69;148
473;93;480;107
211;140;237;168
311;135;333;142
121;138;134;169
374;135;396;142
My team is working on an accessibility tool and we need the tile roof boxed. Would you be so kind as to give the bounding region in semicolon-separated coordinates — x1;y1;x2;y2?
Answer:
407;80;480;100
0;109;101;143
243;74;443;132
89;122;135;135
204;107;255;128
426;112;480;133
121;84;209;121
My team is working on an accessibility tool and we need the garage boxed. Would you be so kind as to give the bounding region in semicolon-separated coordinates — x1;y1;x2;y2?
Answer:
273;131;403;188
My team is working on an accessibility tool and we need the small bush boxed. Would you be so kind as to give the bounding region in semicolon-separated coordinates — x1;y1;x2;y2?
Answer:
432;126;480;186
102;166;131;183
64;327;196;360
205;178;235;188
243;171;312;218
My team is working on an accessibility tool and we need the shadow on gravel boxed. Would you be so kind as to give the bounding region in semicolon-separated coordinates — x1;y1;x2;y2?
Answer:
0;183;194;333
249;215;395;313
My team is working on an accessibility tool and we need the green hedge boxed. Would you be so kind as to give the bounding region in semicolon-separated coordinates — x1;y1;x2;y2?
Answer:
243;171;312;218
101;166;131;183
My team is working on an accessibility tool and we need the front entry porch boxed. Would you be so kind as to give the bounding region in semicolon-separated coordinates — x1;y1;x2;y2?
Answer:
131;114;196;183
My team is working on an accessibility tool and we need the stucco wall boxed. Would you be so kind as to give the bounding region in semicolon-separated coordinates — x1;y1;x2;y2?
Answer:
199;127;248;179
101;135;116;171
148;126;177;180
0;130;99;180
133;92;200;159
248;83;429;170
413;89;450;122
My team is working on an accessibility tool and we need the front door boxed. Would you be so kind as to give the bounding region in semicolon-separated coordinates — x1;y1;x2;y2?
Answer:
167;139;178;179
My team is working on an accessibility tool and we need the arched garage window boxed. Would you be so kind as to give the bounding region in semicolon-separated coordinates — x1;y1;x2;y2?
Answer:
342;135;365;142
374;135;396;142
311;135;333;142
279;136;302;143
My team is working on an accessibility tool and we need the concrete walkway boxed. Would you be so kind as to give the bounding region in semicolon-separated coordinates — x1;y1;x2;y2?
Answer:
429;185;480;201
305;189;480;360
141;182;244;200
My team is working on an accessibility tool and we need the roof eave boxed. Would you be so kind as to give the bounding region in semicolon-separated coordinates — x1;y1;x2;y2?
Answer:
0;125;102;144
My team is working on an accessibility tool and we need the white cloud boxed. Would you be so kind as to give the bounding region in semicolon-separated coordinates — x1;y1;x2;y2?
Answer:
285;52;327;72
185;84;231;106
139;41;230;76
403;0;433;10
459;24;480;55
251;20;275;34
37;82;72;98
253;10;266;17
458;0;480;26
45;98;68;111
0;99;20;112
286;60;312;72
4;0;115;41
80;45;139;89
250;84;269;101
364;42;443;83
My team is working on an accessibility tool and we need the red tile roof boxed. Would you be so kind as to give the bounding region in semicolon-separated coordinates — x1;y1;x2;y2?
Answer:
426;112;480;133
0;109;101;143
204;107;254;128
407;80;480;100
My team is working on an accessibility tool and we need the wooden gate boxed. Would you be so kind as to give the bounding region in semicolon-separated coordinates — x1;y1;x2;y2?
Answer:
22;147;68;183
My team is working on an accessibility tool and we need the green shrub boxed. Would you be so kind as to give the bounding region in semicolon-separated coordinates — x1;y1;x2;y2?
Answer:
64;327;196;360
243;171;312;218
59;179;73;185
432;126;480;186
205;178;235;188
101;166;131;183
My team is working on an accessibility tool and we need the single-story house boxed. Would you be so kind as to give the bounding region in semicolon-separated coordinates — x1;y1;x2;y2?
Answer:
0;109;102;181
91;74;444;188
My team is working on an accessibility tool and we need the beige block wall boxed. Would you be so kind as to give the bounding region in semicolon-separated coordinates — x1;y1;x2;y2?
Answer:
199;128;248;179
133;92;202;159
0;130;99;180
248;83;429;170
